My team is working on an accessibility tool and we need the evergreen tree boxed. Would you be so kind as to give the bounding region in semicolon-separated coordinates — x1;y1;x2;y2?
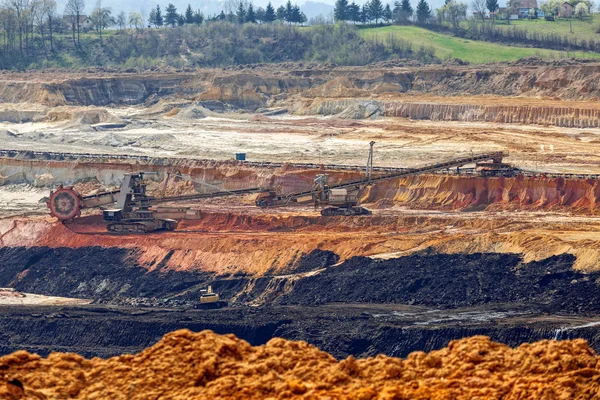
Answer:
246;3;256;22
334;0;349;21
299;9;307;23
486;0;498;23
361;1;370;23
194;10;204;24
164;3;178;27
218;10;226;20
149;7;157;26
415;0;430;23
265;2;276;22
150;4;163;27
236;2;246;23
177;14;185;25
293;5;306;24
400;0;413;21
349;1;361;23
369;0;384;23
392;0;401;21
285;0;294;23
157;6;164;26
185;4;194;23
384;3;392;21
255;6;265;22
276;5;286;20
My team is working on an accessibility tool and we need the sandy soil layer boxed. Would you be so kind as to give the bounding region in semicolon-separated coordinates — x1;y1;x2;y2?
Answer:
3;328;600;399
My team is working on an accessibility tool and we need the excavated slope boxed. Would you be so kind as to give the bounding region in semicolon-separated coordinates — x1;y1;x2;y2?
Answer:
3;155;600;213
301;98;600;128
2;63;600;106
363;174;600;212
1;329;599;399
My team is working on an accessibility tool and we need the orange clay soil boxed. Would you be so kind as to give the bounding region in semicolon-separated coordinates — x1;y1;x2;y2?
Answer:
1;330;600;399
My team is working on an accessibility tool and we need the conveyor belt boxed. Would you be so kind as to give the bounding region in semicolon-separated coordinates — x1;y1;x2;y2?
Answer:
280;151;508;201
155;186;267;203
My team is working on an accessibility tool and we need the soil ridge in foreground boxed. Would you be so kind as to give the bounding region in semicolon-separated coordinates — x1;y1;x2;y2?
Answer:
1;329;599;399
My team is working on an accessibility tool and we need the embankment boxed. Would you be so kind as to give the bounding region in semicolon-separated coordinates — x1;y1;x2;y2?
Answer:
363;174;600;212
300;98;600;128
3;63;600;126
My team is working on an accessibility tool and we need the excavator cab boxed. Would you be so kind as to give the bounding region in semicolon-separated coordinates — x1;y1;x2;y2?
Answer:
195;286;228;309
313;175;371;216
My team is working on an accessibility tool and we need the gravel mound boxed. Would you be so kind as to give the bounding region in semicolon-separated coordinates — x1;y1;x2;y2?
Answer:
1;329;599;399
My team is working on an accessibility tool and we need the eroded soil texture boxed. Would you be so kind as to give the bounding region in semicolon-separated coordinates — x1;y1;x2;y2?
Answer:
0;247;598;315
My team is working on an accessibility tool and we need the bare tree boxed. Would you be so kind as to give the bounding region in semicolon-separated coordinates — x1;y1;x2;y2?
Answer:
64;0;84;48
471;0;486;21
116;10;125;30
90;0;113;47
4;0;30;52
0;7;18;53
34;0;55;53
46;0;56;51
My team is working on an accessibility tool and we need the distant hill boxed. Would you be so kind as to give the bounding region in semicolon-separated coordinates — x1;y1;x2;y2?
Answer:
301;1;334;20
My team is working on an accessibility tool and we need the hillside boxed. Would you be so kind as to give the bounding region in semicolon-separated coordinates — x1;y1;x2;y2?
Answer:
0;23;437;70
481;15;600;42
359;25;600;63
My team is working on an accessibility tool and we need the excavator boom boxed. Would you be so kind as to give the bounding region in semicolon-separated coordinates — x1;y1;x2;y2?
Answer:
47;173;267;231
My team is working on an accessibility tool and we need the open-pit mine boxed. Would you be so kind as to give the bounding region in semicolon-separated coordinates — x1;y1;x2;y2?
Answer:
5;60;600;397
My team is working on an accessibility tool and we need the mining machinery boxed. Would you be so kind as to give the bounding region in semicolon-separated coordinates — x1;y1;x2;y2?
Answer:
256;150;509;216
194;286;228;309
47;151;510;230
47;172;267;233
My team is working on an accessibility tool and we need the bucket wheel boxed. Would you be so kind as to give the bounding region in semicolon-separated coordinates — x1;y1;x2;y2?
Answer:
47;186;83;222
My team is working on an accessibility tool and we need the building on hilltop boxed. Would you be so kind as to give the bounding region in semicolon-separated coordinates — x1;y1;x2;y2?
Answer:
507;0;542;18
62;15;93;31
558;2;574;17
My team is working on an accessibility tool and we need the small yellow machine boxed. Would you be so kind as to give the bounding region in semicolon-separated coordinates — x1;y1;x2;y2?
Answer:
196;286;227;309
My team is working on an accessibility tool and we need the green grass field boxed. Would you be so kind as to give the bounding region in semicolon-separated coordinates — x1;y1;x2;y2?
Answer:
359;25;600;63
473;15;600;42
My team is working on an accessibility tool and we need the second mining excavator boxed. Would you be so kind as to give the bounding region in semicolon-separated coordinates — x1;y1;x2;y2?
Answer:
47;172;267;233
256;150;509;216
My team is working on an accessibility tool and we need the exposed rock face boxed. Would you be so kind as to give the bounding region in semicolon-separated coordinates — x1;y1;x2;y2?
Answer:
300;99;600;128
2;330;600;399
362;174;600;211
3;63;600;110
50;74;198;106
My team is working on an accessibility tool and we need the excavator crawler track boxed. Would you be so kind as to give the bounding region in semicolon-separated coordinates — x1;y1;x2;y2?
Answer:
107;221;158;234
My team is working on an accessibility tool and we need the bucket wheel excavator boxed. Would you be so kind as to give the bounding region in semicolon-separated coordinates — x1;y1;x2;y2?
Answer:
47;172;268;233
47;149;510;231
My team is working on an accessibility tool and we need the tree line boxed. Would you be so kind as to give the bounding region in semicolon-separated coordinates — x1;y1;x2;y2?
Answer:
146;0;306;27
333;0;431;24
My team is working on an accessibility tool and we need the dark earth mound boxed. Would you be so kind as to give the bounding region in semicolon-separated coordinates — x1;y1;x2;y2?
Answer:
1;247;598;314
280;252;599;313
